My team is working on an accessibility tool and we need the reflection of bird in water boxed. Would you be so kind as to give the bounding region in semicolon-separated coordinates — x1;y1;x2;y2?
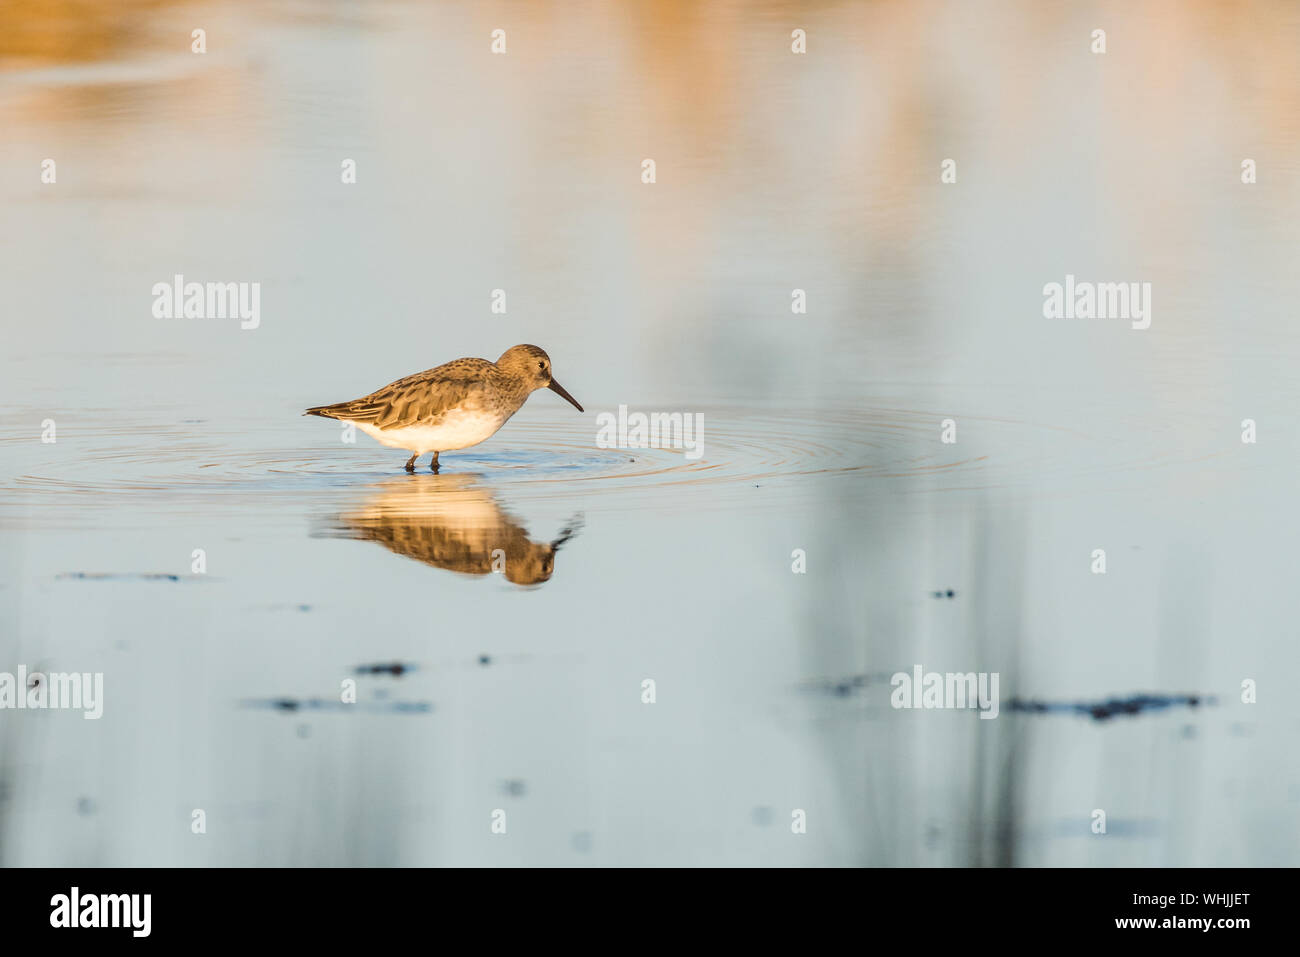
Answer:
327;474;580;585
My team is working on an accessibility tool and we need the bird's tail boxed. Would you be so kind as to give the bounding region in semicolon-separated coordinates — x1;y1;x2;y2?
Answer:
304;403;350;419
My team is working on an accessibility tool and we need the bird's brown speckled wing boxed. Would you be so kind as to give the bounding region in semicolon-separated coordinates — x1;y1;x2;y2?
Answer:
306;357;496;426
348;512;547;581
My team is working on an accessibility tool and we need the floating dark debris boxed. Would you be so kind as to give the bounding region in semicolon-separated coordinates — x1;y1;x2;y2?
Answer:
1051;818;1160;838
241;697;432;714
1008;693;1215;722
57;572;206;583
931;589;957;599
354;662;414;677
800;672;895;698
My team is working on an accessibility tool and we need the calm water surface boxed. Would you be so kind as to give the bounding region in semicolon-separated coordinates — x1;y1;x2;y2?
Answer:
1;0;1298;865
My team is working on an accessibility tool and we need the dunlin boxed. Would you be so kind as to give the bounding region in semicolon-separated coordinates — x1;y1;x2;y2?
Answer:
306;344;583;472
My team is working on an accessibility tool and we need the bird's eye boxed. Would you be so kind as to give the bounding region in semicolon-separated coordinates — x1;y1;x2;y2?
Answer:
538;361;545;370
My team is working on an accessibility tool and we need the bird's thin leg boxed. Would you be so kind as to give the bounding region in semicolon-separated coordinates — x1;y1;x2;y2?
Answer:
404;453;417;472
429;451;440;474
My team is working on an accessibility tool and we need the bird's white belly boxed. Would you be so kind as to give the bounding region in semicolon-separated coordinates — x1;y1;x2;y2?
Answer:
356;409;507;453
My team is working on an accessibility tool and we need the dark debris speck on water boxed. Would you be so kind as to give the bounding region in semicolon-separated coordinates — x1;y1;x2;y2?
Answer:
801;672;895;698
354;662;414;677
58;572;201;583
243;697;432;714
1008;693;1215;722
1052;818;1160;838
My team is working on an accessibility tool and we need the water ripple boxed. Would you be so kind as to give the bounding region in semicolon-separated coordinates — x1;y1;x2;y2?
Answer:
0;402;1239;522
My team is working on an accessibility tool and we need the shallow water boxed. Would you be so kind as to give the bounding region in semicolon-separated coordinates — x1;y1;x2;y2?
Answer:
2;0;1299;866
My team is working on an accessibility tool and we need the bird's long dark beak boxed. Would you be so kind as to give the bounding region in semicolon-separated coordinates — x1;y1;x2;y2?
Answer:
551;514;584;551
547;379;584;412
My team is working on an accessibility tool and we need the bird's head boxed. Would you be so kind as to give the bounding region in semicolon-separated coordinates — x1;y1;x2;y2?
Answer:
497;344;583;411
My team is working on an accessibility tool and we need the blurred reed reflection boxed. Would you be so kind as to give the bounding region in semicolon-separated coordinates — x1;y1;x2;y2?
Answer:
325;474;580;586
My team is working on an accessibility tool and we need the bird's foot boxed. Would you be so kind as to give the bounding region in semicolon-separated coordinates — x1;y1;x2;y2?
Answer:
404;453;417;472
429;452;440;474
